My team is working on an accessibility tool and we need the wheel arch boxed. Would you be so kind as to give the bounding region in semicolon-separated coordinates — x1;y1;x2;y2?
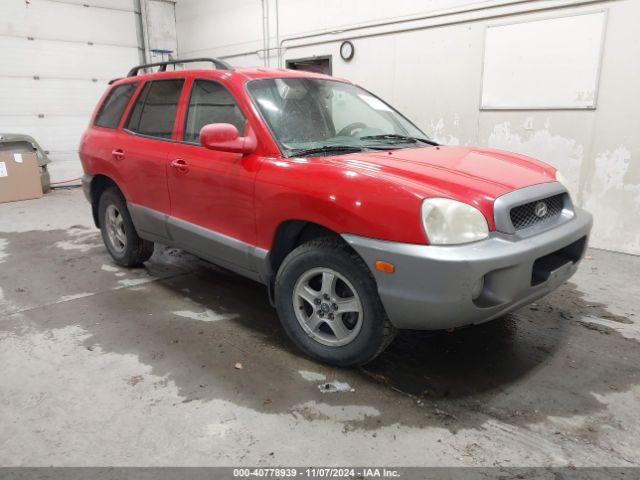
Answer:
88;174;124;228
264;219;361;304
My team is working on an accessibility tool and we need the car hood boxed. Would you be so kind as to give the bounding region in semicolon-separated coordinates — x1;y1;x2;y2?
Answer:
333;145;556;195
319;145;557;226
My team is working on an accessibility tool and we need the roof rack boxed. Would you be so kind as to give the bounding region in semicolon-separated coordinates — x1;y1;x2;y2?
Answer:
126;57;233;77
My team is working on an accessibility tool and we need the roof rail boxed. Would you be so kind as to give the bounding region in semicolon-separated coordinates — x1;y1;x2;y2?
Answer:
126;57;233;77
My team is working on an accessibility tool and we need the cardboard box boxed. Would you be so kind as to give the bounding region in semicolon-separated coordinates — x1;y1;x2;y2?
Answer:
0;152;43;204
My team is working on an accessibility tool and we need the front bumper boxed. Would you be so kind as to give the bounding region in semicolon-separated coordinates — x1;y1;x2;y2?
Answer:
343;207;593;330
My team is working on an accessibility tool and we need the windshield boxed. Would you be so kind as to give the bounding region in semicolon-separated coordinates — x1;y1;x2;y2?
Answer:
246;77;433;156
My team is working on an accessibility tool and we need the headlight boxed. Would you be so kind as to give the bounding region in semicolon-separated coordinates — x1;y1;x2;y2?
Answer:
421;198;489;245
555;170;570;194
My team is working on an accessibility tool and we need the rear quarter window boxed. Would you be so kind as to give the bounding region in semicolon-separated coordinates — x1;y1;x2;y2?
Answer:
94;82;138;129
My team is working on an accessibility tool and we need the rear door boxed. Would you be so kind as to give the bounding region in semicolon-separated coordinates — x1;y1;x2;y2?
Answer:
166;78;261;273
119;78;185;241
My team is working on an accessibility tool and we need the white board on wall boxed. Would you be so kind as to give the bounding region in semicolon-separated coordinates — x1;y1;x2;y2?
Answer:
481;11;607;110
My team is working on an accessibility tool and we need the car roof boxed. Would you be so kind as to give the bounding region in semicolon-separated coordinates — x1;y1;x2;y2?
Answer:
111;67;346;87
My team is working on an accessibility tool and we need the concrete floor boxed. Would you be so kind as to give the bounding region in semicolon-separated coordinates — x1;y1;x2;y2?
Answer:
0;188;639;467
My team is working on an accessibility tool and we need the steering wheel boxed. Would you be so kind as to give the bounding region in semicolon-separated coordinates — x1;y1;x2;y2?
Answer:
337;122;368;137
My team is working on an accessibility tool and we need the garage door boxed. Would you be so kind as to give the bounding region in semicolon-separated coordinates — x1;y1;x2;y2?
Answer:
0;0;142;183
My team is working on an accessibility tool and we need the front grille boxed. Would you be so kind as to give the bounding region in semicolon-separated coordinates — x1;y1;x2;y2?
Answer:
510;194;564;230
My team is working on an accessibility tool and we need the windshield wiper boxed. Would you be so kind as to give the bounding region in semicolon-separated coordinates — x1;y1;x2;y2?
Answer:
290;145;366;157
360;134;439;146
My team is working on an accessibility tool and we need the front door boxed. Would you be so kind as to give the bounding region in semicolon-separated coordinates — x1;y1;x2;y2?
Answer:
166;78;260;274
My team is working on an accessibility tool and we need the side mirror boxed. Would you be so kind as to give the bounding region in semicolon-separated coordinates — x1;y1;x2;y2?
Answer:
199;123;257;154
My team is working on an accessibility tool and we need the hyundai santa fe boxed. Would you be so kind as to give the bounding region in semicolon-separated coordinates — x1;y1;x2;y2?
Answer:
80;58;593;366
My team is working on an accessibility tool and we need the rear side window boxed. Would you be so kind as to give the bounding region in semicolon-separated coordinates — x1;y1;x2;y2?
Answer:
125;79;184;139
94;82;137;129
184;80;246;143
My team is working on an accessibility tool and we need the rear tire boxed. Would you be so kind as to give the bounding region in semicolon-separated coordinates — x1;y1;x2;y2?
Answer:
98;188;154;267
275;237;396;367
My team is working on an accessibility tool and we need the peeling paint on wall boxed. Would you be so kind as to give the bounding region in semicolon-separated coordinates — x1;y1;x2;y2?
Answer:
485;121;640;254
425;118;461;146
487;122;583;199
425;114;460;145
584;146;640;254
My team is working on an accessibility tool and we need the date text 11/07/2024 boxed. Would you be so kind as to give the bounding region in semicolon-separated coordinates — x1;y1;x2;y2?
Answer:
232;467;401;477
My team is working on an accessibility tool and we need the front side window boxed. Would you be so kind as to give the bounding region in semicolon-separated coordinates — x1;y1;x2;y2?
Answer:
246;78;431;156
94;82;137;129
126;79;184;139
184;80;246;143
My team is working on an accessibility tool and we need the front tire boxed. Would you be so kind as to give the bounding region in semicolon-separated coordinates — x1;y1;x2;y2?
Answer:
275;237;396;367
98;188;154;267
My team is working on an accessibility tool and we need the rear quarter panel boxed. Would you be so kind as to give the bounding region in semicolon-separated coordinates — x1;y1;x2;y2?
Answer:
79;126;130;196
79;80;143;198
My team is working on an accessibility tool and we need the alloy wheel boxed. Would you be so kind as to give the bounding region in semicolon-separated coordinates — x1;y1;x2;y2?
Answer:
292;267;363;347
105;204;127;253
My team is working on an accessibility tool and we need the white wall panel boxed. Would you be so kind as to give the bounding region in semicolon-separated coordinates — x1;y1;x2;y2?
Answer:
176;0;263;58
51;0;137;11
0;37;139;79
0;116;90;155
0;0;144;182
0;78;107;116
0;115;89;181
46;159;88;183
176;0;484;58
0;0;139;47
274;0;483;38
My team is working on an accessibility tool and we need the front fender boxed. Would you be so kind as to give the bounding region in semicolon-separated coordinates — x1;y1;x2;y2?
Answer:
254;157;428;250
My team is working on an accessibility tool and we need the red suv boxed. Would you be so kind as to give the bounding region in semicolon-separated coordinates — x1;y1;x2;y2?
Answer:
80;58;593;366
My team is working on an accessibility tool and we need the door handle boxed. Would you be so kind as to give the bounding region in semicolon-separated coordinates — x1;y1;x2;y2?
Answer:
170;158;189;174
112;149;125;161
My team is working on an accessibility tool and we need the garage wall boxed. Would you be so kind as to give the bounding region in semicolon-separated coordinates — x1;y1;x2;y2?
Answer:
0;0;141;183
175;0;640;256
0;0;177;184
